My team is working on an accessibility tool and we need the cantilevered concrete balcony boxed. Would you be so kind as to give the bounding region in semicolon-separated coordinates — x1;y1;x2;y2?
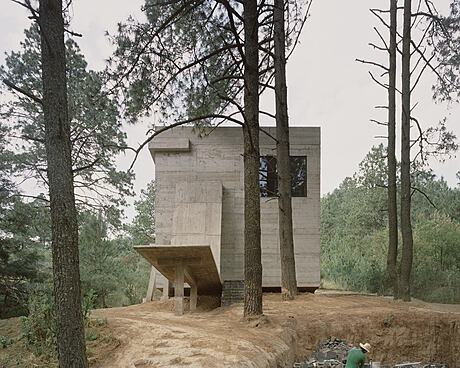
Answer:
135;181;223;315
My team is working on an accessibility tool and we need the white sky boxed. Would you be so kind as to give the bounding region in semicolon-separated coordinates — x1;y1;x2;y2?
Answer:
1;0;459;221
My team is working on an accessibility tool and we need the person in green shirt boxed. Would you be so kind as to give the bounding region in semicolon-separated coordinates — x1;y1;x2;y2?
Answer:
344;342;371;368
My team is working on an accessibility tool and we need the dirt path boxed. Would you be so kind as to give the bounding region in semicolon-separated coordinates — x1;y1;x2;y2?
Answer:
90;297;292;367
90;292;459;368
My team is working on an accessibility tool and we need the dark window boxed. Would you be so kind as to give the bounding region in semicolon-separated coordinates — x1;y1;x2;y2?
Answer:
259;156;307;197
290;156;308;197
259;156;278;197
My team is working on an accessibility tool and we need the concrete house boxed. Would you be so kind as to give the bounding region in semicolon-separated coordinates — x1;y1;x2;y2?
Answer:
135;125;320;314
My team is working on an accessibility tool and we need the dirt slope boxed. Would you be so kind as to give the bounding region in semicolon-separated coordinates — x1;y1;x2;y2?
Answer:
89;292;459;368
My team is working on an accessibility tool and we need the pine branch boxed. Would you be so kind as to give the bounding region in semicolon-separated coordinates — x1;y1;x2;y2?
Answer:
2;79;43;106
128;114;244;171
72;158;102;174
410;186;437;209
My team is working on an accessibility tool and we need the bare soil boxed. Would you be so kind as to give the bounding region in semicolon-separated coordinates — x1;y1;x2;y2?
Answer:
1;291;458;368
89;291;459;367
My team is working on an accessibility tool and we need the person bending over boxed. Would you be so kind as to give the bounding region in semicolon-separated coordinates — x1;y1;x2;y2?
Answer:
345;342;371;368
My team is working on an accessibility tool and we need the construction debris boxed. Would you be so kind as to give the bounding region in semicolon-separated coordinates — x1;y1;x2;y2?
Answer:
293;338;449;368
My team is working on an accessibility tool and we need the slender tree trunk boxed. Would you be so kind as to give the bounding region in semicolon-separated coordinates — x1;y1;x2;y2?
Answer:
274;0;297;300
243;0;263;316
399;0;413;302
387;0;400;300
40;0;88;366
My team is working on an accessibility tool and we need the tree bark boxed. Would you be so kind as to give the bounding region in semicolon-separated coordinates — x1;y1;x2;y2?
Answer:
243;0;263;316
399;0;413;302
40;0;88;366
387;0;400;300
274;0;297;300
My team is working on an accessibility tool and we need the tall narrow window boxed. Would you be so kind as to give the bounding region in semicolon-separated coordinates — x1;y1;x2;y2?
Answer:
290;156;307;197
259;156;278;197
259;156;307;197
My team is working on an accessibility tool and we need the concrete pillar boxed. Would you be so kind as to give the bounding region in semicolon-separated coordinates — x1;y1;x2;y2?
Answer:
145;267;156;302
190;284;197;312
161;280;170;300
174;261;184;315
184;266;197;312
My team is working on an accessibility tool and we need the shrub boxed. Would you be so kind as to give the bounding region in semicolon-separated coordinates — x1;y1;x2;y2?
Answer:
21;286;56;359
21;287;97;359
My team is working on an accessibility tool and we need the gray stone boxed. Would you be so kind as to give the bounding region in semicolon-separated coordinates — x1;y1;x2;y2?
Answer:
326;351;338;360
314;352;326;361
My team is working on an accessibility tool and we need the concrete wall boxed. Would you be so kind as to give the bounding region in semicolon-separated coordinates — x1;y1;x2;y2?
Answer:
171;181;223;274
149;126;320;288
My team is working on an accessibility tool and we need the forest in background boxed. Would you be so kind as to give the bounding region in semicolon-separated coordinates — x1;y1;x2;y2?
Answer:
2;142;459;322
0;179;154;319
321;145;459;303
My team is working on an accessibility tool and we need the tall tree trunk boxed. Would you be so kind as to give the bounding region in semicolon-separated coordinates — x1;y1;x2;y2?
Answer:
40;0;88;366
243;0;263;316
387;0;400;300
399;0;413;302
274;0;297;300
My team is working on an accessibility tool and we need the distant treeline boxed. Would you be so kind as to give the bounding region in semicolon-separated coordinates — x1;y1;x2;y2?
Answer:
0;182;155;319
321;145;460;304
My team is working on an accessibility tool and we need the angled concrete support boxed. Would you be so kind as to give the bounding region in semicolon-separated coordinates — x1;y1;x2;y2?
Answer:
174;261;184;315
190;285;197;312
145;267;156;302
184;266;197;312
161;280;169;300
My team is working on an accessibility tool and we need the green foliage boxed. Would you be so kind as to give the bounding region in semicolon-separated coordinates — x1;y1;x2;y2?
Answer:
21;286;56;360
109;0;241;124
412;211;460;303
124;180;156;245
430;0;460;102
0;336;12;349
81;289;97;322
108;0;308;127
0;199;45;318
106;236;150;306
19;285;112;364
321;145;460;303
0;121;46;317
79;212;118;308
78;210;150;308
0;24;133;214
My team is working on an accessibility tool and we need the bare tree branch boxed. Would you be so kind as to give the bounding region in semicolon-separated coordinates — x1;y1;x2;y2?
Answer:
356;58;389;72
128;114;244;171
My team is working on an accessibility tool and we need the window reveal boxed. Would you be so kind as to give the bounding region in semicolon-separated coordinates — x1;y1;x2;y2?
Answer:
259;156;307;197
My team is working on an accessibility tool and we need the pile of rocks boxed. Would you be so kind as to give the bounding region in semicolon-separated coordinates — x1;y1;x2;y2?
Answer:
293;337;352;368
292;338;449;368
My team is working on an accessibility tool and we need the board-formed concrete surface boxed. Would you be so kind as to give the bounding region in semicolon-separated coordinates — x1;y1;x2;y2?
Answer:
171;181;223;274
147;126;320;292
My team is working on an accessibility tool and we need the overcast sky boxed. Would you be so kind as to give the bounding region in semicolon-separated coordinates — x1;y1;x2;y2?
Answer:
1;0;459;220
